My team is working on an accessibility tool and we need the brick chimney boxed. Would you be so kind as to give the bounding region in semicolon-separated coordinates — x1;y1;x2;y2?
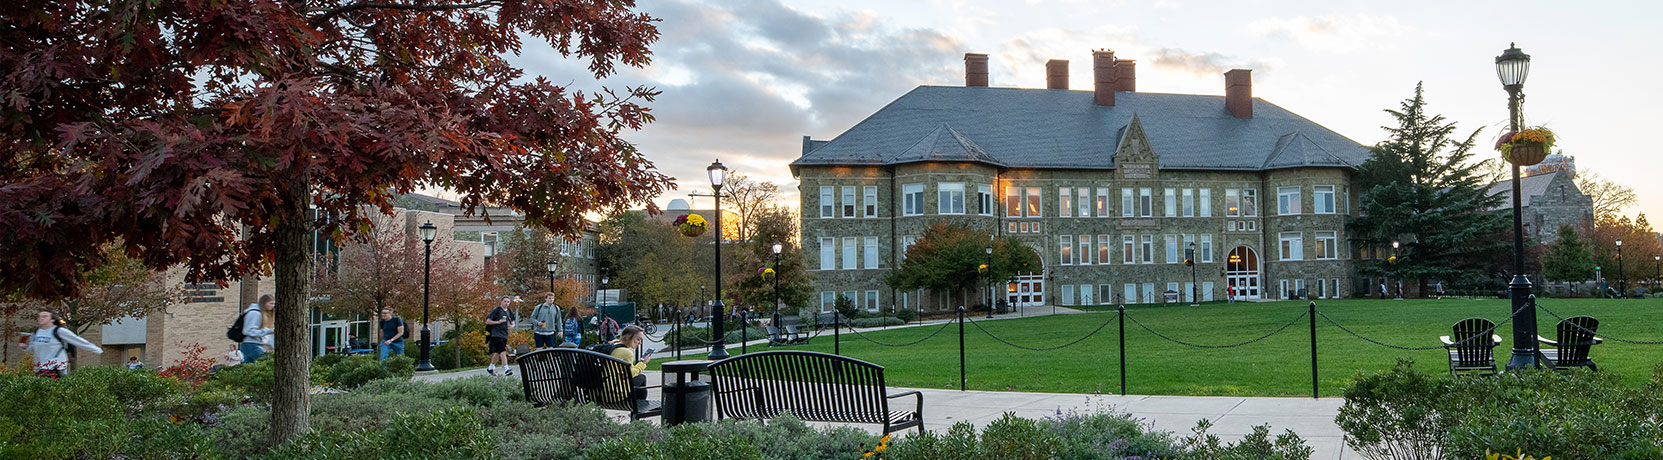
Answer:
1225;69;1252;119
1114;59;1136;92
1045;59;1069;89
965;53;989;87
1093;49;1117;106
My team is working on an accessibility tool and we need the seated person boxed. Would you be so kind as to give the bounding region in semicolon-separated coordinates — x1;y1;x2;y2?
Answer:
604;325;651;403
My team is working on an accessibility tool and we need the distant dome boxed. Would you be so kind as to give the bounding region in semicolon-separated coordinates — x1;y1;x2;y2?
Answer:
667;199;690;211
1526;153;1576;179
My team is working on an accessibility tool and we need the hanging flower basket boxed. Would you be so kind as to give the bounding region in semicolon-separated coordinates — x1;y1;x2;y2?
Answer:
1496;127;1555;167
759;267;776;280
976;263;989;274
673;214;707;237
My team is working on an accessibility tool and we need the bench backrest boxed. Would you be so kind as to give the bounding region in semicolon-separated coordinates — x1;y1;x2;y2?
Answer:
707;351;889;424
1550;316;1599;364
517;348;636;412
1449;317;1497;367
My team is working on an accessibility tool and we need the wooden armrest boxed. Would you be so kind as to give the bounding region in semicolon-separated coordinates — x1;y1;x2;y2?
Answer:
1536;336;1558;346
1591;337;1603;345
1439;336;1454;346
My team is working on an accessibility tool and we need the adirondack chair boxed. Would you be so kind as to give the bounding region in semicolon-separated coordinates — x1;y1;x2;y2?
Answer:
783;325;809;344
765;326;791;346
1538;316;1602;372
1440;318;1502;377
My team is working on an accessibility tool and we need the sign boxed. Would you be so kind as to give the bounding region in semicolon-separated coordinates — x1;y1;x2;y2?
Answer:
1121;164;1153;179
1163;290;1179;303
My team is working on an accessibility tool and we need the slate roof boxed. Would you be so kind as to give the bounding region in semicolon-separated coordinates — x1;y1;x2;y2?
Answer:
1485;171;1561;210
792;86;1370;172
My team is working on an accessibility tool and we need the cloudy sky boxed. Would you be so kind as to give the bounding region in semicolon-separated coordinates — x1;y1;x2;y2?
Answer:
515;0;1662;223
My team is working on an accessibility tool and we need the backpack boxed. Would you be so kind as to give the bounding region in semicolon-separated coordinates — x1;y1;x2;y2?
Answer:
53;326;76;359
227;308;254;342
574;343;621;389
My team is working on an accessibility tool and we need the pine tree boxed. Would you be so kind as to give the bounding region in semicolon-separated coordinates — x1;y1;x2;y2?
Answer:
1541;225;1595;283
1349;83;1510;289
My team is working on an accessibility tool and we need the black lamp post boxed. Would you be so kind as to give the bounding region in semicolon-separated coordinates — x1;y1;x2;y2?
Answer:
984;245;995;319
771;242;783;316
1391;241;1402;300
1186;242;1198;306
546;259;557;293
1654;255;1660;289
707;159;730;360
1497;42;1540;370
415;221;437;372
1615;239;1625;298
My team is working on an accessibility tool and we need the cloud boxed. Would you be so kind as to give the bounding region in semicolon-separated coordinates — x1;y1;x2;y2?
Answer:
1148;48;1276;77
1249;14;1425;53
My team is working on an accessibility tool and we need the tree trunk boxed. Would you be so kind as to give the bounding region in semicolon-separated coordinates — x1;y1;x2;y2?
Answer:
270;170;313;445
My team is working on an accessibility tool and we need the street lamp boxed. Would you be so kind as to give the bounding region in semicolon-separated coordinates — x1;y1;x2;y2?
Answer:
1654;255;1660;290
1497;42;1540;370
415;221;438;373
771;242;783;320
1391;241;1402;300
1615;239;1625;298
707;159;730;360
984;245;994;319
598;276;609;332
546;259;558;293
1186;242;1198;306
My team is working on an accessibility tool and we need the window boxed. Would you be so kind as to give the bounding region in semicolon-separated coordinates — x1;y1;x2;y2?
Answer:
1164;235;1178;264
1225;189;1240;217
1139;188;1153;217
842;186;856;217
1098;284;1113;304
1279;280;1290;300
1059;188;1072;217
821;292;835;313
843;291;857;307
1182;189;1195;217
560;241;570;256
1182;234;1195;262
842;237;856;269
1277;186;1299;215
1060;236;1073;265
1332;279;1341;299
1314;185;1335;214
902;183;924;216
1142;283;1155;304
1080;284;1094;305
1242;189;1258;217
1295;279;1306;298
1095;188;1110;217
1097;235;1110;264
819;186;834;218
1200;234;1214;263
1164;188;1176;217
1140;234;1154;264
1077;188;1090;217
1122;235;1135;264
938;182;966;214
1004;186;1021;217
863;186;878;217
1121;188;1134;217
1060;285;1075;306
977;184;992;215
1124;284;1138;304
819;238;835;270
1026;187;1042;217
1315;279;1326;299
1279;232;1303;260
1202;282;1214;301
865;291;879;312
1199;189;1212;217
1079;235;1092;265
1183;282;1194;302
864;237;879;269
1316;231;1337;260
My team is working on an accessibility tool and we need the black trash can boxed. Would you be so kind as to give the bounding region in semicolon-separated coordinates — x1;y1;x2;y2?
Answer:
662;380;712;426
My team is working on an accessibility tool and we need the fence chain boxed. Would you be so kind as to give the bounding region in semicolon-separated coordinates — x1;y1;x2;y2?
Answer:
841;319;957;347
966;314;1117;351
1125;310;1307;349
1317;300;1533;350
1535;302;1663;345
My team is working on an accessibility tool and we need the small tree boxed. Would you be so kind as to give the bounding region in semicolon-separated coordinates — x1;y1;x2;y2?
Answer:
597;213;705;308
492;226;563;300
1541;225;1594;285
886;221;1038;309
16;245;182;337
731;206;812;314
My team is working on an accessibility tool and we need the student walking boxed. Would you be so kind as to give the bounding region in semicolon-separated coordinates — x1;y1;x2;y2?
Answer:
234;295;275;363
530;292;563;350
562;307;583;345
485;297;515;376
19;310;103;378
378;308;406;361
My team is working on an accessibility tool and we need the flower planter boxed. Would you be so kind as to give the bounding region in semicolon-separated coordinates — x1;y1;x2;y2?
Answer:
1506;143;1546;166
679;225;706;237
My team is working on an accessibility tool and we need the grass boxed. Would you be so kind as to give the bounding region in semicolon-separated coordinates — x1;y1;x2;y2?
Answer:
678;298;1663;397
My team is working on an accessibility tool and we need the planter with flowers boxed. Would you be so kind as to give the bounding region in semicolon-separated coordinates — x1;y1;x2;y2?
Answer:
1495;126;1555;166
758;267;776;280
673;214;708;237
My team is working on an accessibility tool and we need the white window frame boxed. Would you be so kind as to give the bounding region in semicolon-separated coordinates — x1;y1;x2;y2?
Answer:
863;186;878;218
1005;186;1021;218
1139;188;1153;217
977;184;992;216
863;237;879;269
821;292;835;313
1059;187;1072;218
1316;231;1337;260
1140;234;1154;264
1200;234;1214;263
819;237;835;270
1225;189;1240;217
1279;232;1303;261
864;290;880;312
1124;283;1138;304
1202;281;1215;301
1122;235;1135;264
1078;235;1092;265
1059;236;1073;265
902;183;924;216
1096;188;1110;217
938;182;966;215
1280;280;1291;300
1314;185;1335;214
1164;188;1177;218
1097;234;1110;265
1277;186;1300;216
1077;187;1091;217
1080;284;1094;305
1026;187;1043;217
1164;235;1178;264
1121;188;1134;217
820;186;835;218
841;236;857;269
1242;188;1258;217
842;186;857;218
1060;285;1075;306
1182;234;1196;262
1182;189;1195;217
1199;188;1212;217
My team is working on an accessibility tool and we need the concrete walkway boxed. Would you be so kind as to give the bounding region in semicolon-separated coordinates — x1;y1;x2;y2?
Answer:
416;367;1357;459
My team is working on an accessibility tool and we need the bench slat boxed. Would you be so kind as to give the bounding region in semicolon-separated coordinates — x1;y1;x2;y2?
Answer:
708;351;920;434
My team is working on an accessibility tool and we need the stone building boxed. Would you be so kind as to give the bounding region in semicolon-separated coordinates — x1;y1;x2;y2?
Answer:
1484;170;1593;244
791;50;1370;312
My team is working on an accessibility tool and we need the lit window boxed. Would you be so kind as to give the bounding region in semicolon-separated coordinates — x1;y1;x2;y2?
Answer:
1316;231;1337;260
1059;188;1072;218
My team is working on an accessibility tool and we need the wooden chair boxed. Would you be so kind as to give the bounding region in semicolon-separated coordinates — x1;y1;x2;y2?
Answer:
517;348;662;420
706;350;923;435
1538;316;1602;372
1441;318;1503;377
783;325;809;344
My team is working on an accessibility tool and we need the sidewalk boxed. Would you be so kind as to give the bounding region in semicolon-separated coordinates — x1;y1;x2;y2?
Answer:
416;367;1358;459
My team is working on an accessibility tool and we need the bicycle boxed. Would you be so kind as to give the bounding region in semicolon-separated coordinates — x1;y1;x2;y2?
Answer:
635;315;657;334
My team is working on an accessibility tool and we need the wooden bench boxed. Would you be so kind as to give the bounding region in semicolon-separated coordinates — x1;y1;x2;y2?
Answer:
706;351;922;434
766;326;807;346
516;348;662;420
1440;317;1502;377
1539;316;1601;372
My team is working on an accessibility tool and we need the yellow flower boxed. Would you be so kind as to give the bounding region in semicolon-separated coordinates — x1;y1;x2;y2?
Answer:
875;444;886;453
862;453;873;459
685;214;707;226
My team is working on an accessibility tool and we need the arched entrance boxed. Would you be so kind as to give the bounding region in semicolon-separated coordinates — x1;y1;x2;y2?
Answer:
1006;246;1045;307
1226;246;1261;300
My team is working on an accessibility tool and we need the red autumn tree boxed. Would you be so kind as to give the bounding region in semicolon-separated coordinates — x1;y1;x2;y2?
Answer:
1;0;667;443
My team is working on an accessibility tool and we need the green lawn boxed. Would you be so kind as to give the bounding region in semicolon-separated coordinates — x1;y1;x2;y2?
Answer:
680;298;1663;397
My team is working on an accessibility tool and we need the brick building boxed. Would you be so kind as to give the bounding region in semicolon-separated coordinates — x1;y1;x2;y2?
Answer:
1484;169;1593;244
791;50;1370;313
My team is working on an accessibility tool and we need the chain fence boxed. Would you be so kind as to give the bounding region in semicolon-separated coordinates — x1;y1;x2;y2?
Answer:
1123;309;1308;349
840;319;958;347
1315;300;1532;351
1535;301;1663;345
965;313;1117;351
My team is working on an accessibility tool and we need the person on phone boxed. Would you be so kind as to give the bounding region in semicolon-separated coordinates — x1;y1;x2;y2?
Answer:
608;325;651;401
21;310;103;378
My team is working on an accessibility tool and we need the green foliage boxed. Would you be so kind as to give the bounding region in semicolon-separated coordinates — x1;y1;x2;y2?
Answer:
848;316;905;328
0;368;218;459
319;355;395;389
1542;225;1596;283
597;212;707;308
260;407;495;459
887;221;1039;296
980;413;1060;459
1044;408;1181;459
1176;420;1314;460
1335;359;1455;458
833;294;858;318
894;308;917;323
883;422;985;460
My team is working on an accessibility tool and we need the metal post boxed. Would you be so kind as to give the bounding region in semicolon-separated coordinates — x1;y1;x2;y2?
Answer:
1503;85;1539;370
740;308;747;355
416;239;434;372
1616;242;1625;297
674;305;682;361
1117;303;1126;396
833;308;841;356
957;305;966;391
1308;301;1318;399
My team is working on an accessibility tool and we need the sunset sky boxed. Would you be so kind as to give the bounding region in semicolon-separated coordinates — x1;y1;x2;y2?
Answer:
515;0;1662;223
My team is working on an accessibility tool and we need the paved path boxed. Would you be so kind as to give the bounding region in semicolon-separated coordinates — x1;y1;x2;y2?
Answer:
416;366;1357;459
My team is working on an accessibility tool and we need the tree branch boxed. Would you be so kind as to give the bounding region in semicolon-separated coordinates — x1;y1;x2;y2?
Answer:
310;0;499;26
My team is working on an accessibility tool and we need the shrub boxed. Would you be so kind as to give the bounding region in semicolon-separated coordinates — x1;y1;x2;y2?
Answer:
432;329;489;370
980;413;1059;460
1176;419;1313;460
0;368;219;459
321;355;394;389
722;326;769;345
260;407;495;459
1335;359;1455;459
694;414;873;460
895;308;917;323
848;316;904;328
384;354;416;378
157;341;218;387
1045;407;1180;459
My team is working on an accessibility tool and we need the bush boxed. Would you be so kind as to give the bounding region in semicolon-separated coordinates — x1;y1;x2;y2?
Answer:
895;308;917;323
723;326;768;345
0;367;220;459
320;355;394;389
432;329;489;370
260;407;495;459
848;316;904;328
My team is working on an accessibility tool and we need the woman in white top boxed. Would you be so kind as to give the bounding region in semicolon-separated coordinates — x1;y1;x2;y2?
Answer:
239;295;275;363
19;310;102;379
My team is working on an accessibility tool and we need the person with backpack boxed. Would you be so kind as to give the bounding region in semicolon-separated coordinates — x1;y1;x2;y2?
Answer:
562;307;583;345
530;292;563;350
585;325;650;403
228;295;275;364
485;296;515;376
597;314;621;342
377;308;406;361
19;310;102;379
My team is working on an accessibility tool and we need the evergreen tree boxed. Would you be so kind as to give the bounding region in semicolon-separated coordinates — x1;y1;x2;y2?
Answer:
1541;225;1595;283
1349;83;1510;289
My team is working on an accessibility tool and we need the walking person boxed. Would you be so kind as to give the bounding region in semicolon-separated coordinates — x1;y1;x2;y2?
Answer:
562;307;582;346
378;308;406;361
597;314;621;343
236;295;275;364
19;310;103;378
485;296;515;376
530;292;563;350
